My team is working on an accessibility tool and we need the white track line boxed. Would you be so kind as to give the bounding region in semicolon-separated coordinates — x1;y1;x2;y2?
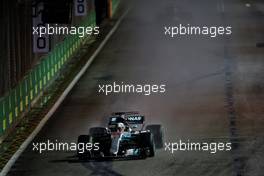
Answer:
221;0;225;13
0;10;128;176
217;0;225;13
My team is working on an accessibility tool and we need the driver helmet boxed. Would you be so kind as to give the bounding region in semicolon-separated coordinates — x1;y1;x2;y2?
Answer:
117;122;125;131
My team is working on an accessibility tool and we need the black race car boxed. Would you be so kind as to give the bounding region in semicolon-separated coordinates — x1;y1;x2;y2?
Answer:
77;112;164;160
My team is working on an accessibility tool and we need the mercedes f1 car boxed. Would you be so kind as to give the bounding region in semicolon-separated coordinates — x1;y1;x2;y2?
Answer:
77;112;164;160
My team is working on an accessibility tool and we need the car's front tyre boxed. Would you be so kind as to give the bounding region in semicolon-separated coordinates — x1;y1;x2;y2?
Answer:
77;135;91;160
139;132;155;158
146;124;164;149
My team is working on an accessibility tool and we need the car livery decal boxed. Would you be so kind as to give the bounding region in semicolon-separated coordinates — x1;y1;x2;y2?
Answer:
126;115;144;124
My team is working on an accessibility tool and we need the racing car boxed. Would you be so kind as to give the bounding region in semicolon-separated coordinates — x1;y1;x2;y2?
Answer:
77;112;164;160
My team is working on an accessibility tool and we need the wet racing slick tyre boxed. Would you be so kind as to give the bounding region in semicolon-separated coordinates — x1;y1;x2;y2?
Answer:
146;124;164;149
77;135;91;160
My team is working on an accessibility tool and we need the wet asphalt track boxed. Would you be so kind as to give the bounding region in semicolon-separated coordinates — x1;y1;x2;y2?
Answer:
6;0;264;175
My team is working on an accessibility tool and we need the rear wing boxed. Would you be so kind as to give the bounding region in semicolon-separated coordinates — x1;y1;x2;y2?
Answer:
111;111;140;116
125;115;145;124
109;112;145;125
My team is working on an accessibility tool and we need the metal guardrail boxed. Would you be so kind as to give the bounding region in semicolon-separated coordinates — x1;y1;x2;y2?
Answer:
113;0;120;14
0;11;96;138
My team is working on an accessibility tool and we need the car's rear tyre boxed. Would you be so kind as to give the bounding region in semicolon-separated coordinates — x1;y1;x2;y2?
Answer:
77;135;91;160
146;124;164;149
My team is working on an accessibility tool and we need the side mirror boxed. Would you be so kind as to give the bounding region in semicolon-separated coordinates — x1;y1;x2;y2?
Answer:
132;125;138;129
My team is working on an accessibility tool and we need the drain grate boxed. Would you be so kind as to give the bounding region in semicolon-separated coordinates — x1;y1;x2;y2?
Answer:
256;42;264;48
